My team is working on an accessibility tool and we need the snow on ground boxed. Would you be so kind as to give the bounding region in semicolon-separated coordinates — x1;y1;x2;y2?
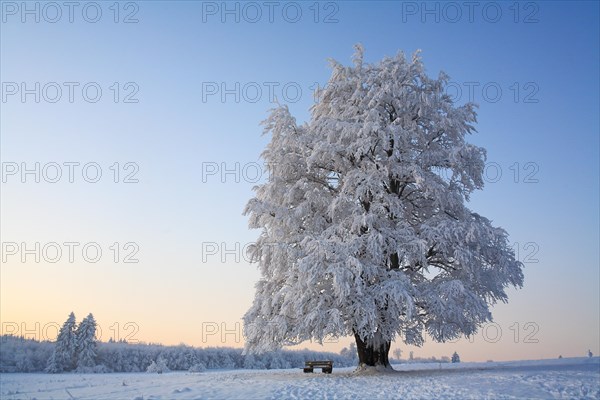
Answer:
1;357;598;399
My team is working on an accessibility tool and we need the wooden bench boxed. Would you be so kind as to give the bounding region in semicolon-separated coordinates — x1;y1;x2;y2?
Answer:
303;360;333;373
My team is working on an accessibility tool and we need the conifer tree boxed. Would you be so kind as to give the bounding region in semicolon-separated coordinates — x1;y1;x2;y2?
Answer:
46;312;77;373
75;313;98;371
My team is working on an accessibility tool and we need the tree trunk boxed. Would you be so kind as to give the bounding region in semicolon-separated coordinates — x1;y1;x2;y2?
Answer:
354;333;391;368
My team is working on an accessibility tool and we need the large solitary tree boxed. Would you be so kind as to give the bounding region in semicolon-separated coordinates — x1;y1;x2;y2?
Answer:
243;45;524;369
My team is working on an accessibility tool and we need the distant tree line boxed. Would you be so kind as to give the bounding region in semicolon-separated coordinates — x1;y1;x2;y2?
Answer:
0;313;357;373
0;335;357;373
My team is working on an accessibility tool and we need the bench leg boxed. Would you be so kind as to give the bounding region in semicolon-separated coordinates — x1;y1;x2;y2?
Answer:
303;367;313;373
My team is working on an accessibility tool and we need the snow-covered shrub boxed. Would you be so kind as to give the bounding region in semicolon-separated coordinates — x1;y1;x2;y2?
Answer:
147;357;170;374
93;364;111;373
188;362;206;372
451;352;460;363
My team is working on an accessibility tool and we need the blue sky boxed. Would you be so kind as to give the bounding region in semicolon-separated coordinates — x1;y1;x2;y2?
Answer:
1;1;598;361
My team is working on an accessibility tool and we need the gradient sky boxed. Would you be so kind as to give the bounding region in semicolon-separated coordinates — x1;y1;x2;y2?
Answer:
1;1;598;362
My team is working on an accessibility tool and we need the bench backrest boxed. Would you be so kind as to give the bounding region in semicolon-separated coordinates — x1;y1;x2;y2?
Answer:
305;361;333;366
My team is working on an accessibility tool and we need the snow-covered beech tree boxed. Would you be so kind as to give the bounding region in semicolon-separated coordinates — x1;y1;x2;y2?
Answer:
243;45;524;369
75;313;98;371
46;312;78;373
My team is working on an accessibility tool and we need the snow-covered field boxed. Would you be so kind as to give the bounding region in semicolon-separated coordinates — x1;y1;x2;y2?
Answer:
1;357;598;399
